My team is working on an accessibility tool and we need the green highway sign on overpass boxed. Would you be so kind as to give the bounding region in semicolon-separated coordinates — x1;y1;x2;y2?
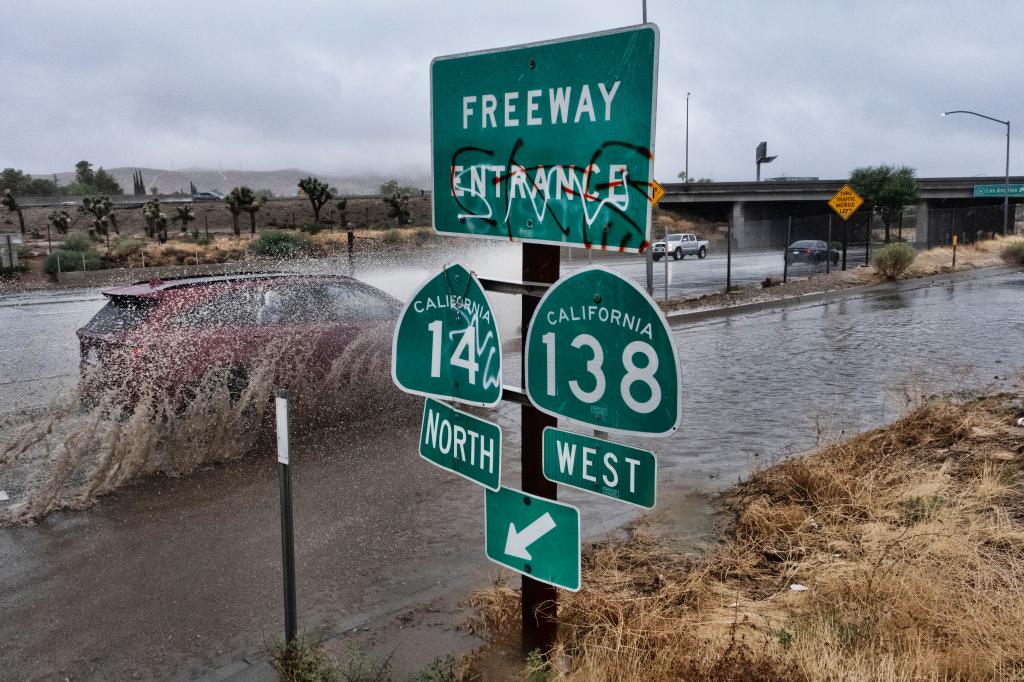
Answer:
485;486;581;591
974;184;1024;197
430;25;660;252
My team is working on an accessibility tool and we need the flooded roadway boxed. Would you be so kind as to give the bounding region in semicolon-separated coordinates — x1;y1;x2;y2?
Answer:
0;249;1022;679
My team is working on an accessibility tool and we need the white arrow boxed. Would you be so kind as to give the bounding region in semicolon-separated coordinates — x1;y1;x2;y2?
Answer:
504;512;556;560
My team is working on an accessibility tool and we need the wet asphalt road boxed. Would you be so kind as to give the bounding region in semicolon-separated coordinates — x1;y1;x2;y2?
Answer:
1;256;1022;679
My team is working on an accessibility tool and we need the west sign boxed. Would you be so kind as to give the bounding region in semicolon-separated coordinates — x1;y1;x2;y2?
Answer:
430;25;660;252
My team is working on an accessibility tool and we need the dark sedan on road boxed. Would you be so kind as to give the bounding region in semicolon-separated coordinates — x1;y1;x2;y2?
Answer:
77;272;400;407
786;240;839;265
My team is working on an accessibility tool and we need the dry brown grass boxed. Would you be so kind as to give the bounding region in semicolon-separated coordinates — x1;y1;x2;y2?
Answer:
907;234;1018;277
464;394;1024;681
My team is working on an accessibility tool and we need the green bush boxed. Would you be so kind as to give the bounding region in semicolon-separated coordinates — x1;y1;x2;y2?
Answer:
381;228;401;245
45;249;102;275
112;237;145;258
999;240;1024;265
62;233;94;252
872;242;917;279
297;223;321;235
249;230;313;259
414;227;434;244
0;263;27;279
182;232;212;246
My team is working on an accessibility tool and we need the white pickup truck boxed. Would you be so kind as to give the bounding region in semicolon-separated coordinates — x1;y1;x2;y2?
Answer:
651;233;708;261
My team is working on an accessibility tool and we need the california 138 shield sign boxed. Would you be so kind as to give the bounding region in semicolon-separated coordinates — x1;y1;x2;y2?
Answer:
525;266;680;436
392;263;502;407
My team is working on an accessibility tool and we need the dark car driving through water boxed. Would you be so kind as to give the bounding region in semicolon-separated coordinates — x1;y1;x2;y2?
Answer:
786;240;840;265
76;273;401;409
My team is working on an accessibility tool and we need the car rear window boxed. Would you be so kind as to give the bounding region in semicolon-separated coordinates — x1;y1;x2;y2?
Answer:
792;240;819;248
84;296;158;333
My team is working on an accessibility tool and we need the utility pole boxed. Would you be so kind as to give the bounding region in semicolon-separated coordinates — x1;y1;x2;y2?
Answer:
684;92;690;182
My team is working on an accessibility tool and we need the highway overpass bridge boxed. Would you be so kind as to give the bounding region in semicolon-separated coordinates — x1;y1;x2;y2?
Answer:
659;176;1024;248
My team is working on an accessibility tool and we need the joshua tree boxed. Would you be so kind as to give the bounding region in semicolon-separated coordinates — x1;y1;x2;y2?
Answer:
1;189;25;234
298;176;334;227
379;180;413;226
243;194;266;236
143;197;169;243
83;195;119;247
43;209;70;254
173;205;196;233
224;188;246;237
336;197;348;230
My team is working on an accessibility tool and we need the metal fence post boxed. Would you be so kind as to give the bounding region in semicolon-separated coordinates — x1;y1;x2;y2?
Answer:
864;212;871;266
826;214;832;274
783;216;792;283
725;219;732;293
645;249;653;296
275;388;298;645
842;218;848;271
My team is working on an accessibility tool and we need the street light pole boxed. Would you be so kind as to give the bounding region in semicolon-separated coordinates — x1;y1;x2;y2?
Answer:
942;110;1011;235
685;92;690;182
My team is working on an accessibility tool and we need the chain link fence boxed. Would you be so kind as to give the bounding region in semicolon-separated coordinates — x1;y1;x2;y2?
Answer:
560;211;934;302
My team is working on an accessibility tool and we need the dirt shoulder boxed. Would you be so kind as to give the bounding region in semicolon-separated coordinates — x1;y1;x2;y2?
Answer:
661;235;1019;316
464;392;1024;680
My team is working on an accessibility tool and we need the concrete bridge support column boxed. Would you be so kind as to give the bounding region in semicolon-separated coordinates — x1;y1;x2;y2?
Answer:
731;201;749;247
915;200;930;248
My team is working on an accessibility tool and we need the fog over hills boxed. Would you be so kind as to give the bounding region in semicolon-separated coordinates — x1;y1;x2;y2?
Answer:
48;167;432;197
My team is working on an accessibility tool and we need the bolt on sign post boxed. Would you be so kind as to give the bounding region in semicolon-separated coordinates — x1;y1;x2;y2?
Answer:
525;266;681;436
430;25;660;252
392;263;502;407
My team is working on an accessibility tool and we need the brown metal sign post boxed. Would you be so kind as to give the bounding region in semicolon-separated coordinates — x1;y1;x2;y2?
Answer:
520;243;560;652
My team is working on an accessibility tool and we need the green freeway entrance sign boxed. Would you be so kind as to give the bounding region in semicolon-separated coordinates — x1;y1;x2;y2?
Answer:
420;398;501;491
525;266;681;436
430;25;660;252
485;486;581;591
542;428;656;509
392;264;502;407
974;184;1024;197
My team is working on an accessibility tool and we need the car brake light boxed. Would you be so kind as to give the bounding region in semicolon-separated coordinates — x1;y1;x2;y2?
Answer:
803;248;812;253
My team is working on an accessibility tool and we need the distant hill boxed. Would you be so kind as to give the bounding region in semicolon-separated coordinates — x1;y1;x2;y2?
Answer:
48;167;431;197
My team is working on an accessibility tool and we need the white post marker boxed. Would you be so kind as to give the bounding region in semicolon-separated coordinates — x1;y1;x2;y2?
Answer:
276;390;289;464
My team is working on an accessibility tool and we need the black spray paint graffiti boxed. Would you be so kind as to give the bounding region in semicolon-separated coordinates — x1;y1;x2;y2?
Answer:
449;139;656;251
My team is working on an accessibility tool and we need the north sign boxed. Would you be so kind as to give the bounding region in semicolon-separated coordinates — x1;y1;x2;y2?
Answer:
525;266;681;436
485;486;581;591
542;427;656;509
430;25;660;252
828;184;864;220
419;398;501;491
392;264;502;407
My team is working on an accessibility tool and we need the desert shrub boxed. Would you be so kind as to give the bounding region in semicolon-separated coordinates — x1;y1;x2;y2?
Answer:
872;242;916;279
0;263;27;279
381;228;401;245
1000;240;1024;265
62;233;94;252
297;223;321;235
112;237;145;258
249;229;313;259
182;232;212;246
45;249;101;274
16;244;31;259
414;227;434;244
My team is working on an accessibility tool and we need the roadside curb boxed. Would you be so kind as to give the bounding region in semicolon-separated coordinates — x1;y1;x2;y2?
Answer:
666;265;1019;326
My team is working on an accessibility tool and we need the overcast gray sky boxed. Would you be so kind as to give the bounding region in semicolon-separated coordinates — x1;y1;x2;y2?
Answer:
2;0;1021;181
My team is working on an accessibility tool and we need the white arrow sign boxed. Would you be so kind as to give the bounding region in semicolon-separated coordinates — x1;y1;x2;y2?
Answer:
504;512;556;560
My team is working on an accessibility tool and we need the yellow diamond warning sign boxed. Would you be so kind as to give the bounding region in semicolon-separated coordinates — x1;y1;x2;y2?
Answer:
828;185;864;220
650;180;666;207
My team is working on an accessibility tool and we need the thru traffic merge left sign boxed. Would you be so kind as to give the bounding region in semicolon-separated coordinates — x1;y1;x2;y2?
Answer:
828;184;863;220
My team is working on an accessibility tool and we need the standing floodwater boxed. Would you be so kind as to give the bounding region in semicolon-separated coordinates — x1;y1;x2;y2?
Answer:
0;265;1021;680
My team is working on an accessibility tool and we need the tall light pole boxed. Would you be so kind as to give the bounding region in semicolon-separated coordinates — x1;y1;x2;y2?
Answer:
684;92;690;182
942;110;1011;235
